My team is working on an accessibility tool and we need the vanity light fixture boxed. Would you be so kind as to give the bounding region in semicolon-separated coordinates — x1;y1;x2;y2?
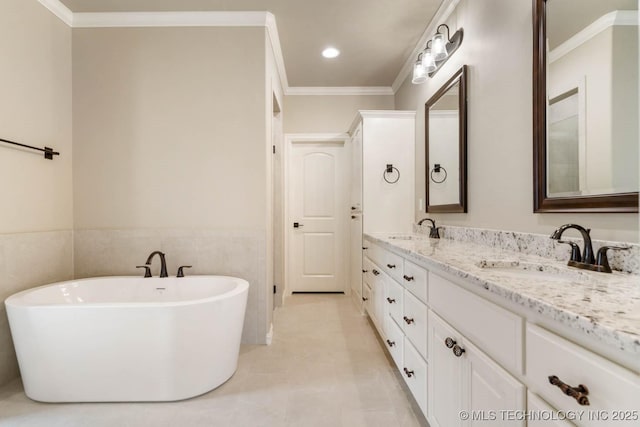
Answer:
411;24;463;83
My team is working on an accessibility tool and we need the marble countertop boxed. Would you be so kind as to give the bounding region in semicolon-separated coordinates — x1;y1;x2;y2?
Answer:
365;233;640;359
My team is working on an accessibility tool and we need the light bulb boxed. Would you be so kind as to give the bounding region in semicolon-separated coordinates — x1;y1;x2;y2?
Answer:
432;33;448;61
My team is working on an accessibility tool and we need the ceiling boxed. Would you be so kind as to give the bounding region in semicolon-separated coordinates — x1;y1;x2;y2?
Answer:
59;0;444;87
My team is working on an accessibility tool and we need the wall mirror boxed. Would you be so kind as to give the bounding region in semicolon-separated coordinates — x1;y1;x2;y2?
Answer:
425;65;467;213
533;0;639;212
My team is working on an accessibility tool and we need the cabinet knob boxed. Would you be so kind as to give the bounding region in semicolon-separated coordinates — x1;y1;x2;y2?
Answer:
362;297;368;302
372;269;380;276
445;337;456;348
452;345;466;357
403;316;414;325
362;247;368;250
403;275;414;282
548;375;590;406
387;264;396;269
362;269;368;273
403;367;414;378
386;339;395;347
386;297;396;304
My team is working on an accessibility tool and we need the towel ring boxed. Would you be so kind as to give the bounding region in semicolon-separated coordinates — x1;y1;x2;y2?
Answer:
383;164;400;184
430;164;447;184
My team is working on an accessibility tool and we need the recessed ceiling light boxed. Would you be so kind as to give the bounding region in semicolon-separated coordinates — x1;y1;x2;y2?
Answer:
322;47;340;58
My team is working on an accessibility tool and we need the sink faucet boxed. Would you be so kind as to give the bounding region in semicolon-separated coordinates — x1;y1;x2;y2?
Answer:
550;224;595;266
418;218;440;239
145;251;168;278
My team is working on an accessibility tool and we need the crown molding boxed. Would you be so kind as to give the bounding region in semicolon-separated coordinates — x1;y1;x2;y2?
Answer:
285;87;394;96
38;0;73;26
36;1;401;97
72;11;270;28
391;0;462;94
265;13;290;91
549;10;638;64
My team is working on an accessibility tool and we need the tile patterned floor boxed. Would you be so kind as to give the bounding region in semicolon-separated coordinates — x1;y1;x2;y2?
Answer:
0;294;426;426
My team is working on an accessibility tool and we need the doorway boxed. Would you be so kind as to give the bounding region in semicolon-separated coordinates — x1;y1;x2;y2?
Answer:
285;134;350;294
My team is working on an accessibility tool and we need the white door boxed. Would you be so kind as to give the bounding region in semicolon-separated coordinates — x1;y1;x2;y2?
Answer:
290;142;348;292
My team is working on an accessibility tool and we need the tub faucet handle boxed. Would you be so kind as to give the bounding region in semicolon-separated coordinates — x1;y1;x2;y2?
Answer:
177;265;192;278
136;265;152;278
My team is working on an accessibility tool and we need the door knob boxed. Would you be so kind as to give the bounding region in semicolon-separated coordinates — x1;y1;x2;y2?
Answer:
293;222;304;228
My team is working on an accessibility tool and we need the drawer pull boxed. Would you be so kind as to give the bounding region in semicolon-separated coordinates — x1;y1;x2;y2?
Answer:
372;269;380;276
386;297;396;304
362;247;368;250
362;269;368;273
445;337;456;348
386;339;395;347
452;345;466;357
403;368;414;378
548;375;590;406
403;316;415;325
403;275;414;281
362;297;369;302
387;263;396;269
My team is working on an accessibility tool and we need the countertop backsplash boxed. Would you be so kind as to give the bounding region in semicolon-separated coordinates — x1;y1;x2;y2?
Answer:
414;224;640;275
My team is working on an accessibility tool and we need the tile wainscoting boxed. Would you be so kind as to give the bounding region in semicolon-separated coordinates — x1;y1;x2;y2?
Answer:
0;231;73;386
73;229;268;345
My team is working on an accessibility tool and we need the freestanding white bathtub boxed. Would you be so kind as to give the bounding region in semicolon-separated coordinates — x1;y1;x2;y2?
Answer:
5;276;249;403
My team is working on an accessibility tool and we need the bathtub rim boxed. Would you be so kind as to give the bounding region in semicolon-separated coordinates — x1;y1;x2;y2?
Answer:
4;275;249;309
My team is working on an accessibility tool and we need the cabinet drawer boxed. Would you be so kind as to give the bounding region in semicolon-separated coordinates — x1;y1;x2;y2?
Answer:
526;324;640;426
362;257;374;286
363;283;372;316
364;242;383;267
403;338;427;417
384;314;403;369
403;259;428;303
386;275;404;327
429;272;523;374
382;248;404;283
403;290;428;359
527;392;574;427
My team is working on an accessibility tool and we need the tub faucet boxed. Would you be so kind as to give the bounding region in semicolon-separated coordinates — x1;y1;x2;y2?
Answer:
145;251;168;278
418;218;440;239
550;224;595;267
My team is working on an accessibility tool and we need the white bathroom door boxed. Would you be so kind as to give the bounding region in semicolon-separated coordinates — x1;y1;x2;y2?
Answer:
289;141;348;292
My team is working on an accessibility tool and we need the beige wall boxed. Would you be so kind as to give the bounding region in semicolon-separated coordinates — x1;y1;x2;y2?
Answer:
395;0;639;243
0;0;73;386
73;27;267;230
284;95;394;134
73;26;271;343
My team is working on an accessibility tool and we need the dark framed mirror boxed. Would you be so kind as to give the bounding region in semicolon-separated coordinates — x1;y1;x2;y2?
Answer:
533;0;639;212
425;65;467;213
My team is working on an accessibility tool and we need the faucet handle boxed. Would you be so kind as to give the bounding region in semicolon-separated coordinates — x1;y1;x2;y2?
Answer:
595;246;630;273
557;240;582;263
429;226;442;239
136;265;152;278
177;265;192;278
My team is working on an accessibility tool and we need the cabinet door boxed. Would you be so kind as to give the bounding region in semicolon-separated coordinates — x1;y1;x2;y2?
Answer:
428;311;463;427
350;215;363;301
350;123;363;211
527;392;574;427
374;272;387;335
463;338;525;426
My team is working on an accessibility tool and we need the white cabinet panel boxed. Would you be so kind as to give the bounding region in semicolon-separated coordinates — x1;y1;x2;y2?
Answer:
429;271;523;374
403;259;428;303
527;392;575;427
526;324;640;427
384;315;404;369
403;337;428;417
403;290;428;359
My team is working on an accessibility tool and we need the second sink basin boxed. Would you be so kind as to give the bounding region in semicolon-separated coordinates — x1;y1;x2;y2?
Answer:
476;260;588;283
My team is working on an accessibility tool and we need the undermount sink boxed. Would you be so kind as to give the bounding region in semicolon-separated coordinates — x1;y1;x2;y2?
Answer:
476;260;587;282
388;235;417;241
